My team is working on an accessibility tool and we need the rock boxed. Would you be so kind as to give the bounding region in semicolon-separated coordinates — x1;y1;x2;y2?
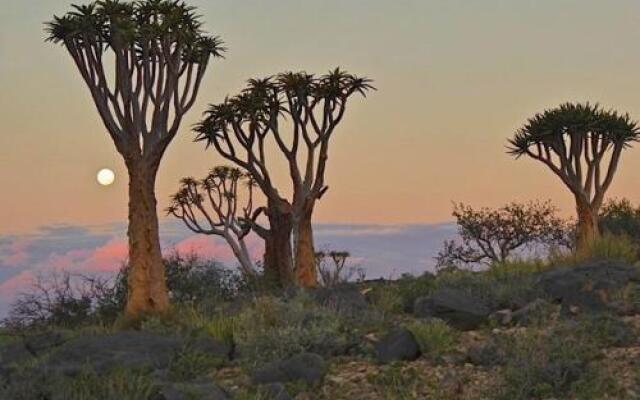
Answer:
263;382;293;400
312;285;369;316
0;342;34;379
189;331;234;360
47;331;182;376
153;380;229;400
250;352;327;385
536;260;640;312
24;330;72;355
414;289;490;330
511;298;552;325
375;328;420;364
489;309;512;326
466;341;505;367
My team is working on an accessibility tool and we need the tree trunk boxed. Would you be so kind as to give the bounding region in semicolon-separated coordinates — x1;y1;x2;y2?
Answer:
124;160;170;319
575;198;600;253
263;203;294;287
294;204;318;288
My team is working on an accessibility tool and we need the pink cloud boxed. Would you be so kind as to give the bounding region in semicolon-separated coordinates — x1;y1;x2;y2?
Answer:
1;238;33;267
0;270;35;301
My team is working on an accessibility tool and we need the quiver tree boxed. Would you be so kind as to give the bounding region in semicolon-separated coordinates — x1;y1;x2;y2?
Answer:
46;0;224;317
195;69;374;287
509;103;640;252
167;166;258;277
436;201;570;268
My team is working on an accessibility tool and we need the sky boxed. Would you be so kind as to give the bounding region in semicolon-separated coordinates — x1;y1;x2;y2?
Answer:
2;1;640;312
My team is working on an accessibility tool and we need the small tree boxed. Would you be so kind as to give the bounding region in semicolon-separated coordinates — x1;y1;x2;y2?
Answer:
315;250;364;287
436;201;569;268
599;198;640;241
46;1;224;317
508;103;640;252
167;166;258;277
194;70;373;287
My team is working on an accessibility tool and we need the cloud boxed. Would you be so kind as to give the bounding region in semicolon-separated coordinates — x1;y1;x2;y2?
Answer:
0;219;456;318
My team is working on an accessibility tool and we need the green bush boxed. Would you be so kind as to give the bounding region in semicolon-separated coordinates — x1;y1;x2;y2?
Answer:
549;233;639;266
406;319;458;361
0;365;156;400
434;264;543;310
168;346;225;381
233;295;350;368
493;317;623;400
367;364;424;400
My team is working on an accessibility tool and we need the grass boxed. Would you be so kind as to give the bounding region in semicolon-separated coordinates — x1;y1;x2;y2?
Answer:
406;319;458;361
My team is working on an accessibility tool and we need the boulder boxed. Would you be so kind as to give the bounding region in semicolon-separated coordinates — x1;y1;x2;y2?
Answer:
24;330;72;355
466;341;505;367
511;298;552;325
374;328;420;364
47;331;182;376
262;382;293;400
312;285;369;316
536;260;640;312
153;380;229;400
414;289;490;330
0;342;34;380
250;352;327;386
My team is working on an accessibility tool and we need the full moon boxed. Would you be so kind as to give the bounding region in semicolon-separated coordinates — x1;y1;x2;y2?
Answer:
97;168;115;186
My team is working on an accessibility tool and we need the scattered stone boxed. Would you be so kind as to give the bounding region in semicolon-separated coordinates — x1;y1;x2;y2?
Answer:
375;328;420;364
250;352;327;385
414;289;490;330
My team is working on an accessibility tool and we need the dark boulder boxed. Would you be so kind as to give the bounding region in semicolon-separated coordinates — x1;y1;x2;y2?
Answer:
153;380;229;400
466;341;505;367
250;352;327;386
375;328;420;364
24;330;72;356
262;382;293;400
536;260;640;313
47;331;182;376
312;285;369;316
414;289;490;330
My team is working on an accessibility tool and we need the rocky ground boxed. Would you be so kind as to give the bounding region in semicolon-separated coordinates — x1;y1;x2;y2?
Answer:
2;259;640;399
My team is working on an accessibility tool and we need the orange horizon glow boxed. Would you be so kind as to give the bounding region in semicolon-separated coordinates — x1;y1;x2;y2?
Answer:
2;0;640;234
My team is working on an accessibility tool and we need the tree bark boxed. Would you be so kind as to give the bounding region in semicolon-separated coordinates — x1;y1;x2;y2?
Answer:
575;197;600;253
124;160;170;318
263;202;295;287
294;204;318;287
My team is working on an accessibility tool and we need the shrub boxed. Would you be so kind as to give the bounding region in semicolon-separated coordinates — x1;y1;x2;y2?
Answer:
436;200;571;268
167;346;225;381
549;233;639;266
433;264;544;310
233;295;349;368
406;319;458;361
367;364;425;399
315;250;365;288
600;198;640;241
493;317;623;400
0;365;155;400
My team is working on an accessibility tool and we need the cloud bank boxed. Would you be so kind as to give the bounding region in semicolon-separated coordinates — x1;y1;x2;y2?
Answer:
0;220;456;318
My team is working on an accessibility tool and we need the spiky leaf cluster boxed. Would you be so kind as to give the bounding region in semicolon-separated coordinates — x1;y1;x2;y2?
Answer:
194;69;374;148
509;102;639;157
46;0;224;63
